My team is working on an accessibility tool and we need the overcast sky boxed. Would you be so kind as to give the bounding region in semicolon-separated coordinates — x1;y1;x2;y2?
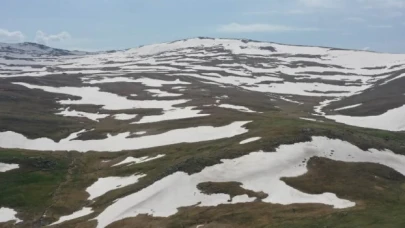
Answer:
0;0;404;52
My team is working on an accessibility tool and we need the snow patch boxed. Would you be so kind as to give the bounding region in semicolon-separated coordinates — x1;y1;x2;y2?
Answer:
314;98;342;115
86;174;146;200
218;104;256;113
50;207;93;226
0;162;19;172
299;117;318;122
85;77;190;88
113;114;138;120
0;121;250;152
279;96;303;105
240;137;261;144
0;207;21;223
231;194;256;203
326;104;405;131
14;82;188;111
56;108;109;122
334;103;362;111
112;154;165;167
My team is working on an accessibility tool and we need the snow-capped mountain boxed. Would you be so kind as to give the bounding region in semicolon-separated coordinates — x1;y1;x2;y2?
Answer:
0;42;88;58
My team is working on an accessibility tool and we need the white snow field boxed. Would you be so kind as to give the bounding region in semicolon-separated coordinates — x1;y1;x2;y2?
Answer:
218;104;256;113
299;117;318;122
112;154;165;167
85;77;190;87
0;162;19;172
132;107;209;124
2;38;404;89
3;38;405;131
86;174;146;200
56;108;109;122
0;207;21;223
95;136;405;228
334;104;362;111
13;82;189;111
240;137;261;144
50;207;93;226
279;96;303;105
314;98;342;115
0;121;250;152
113;114;138;120
2;37;405;227
325;103;405;131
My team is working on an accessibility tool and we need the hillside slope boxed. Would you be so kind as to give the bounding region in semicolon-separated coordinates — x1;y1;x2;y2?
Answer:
0;38;405;228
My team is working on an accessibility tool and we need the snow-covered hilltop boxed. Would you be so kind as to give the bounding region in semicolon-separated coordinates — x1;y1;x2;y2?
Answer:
0;42;88;58
1;37;404;131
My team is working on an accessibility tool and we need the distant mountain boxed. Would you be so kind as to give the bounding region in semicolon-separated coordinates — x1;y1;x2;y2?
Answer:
0;42;89;58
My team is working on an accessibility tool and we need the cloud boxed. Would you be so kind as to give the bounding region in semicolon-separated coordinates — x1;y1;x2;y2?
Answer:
298;0;341;8
218;23;319;33
245;9;308;15
0;29;25;42
357;0;405;9
244;10;278;15
386;11;403;18
345;17;366;22
298;0;405;9
35;30;71;44
368;24;393;28
287;9;308;14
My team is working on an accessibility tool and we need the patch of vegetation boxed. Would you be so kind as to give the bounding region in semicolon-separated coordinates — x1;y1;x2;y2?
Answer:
282;157;405;205
197;182;268;201
0;149;71;221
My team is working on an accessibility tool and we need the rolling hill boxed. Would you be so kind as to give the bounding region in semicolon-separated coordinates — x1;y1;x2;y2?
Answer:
0;38;405;228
